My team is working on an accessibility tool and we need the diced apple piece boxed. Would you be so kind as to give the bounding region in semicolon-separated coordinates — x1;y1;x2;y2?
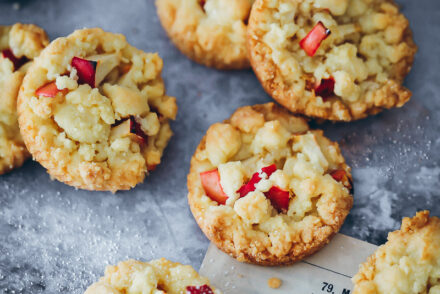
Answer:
2;49;28;70
71;57;97;88
236;164;290;213
35;82;67;98
330;169;346;181
200;169;228;205
186;285;214;294
237;164;277;198
299;21;331;57
88;53;121;86
315;77;335;99
261;164;277;177
110;116;148;145
330;169;353;193
199;0;206;9
130;116;149;145
147;164;157;171
102;84;149;117
264;186;290;213
110;118;131;138
121;63;131;74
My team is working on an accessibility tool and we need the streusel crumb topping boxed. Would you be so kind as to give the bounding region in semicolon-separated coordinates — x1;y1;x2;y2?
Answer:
84;259;221;294
18;28;177;191
0;23;49;174
156;0;254;69
188;103;353;265
353;211;440;294
248;0;417;121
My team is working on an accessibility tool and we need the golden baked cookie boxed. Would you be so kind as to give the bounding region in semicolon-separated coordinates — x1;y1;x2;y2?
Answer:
187;103;353;265
84;258;221;294
17;28;177;192
156;0;254;69
247;0;417;121
0;23;49;175
353;211;440;294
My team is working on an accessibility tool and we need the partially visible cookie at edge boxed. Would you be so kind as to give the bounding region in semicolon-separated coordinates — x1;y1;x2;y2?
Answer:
156;0;254;69
247;0;417;121
84;258;222;294
0;23;49;175
188;102;353;265
353;211;440;294
18;28;177;192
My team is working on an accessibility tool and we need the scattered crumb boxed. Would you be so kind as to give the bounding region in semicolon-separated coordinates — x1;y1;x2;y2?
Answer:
268;277;282;289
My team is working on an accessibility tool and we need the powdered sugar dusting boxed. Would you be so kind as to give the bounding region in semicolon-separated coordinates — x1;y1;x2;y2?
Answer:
0;165;205;293
343;167;399;242
1;0;440;292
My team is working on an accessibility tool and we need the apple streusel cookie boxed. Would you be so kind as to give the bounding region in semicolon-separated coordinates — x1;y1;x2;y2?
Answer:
247;0;417;121
0;23;49;175
84;259;221;294
353;211;440;294
18;28;177;192
156;0;254;70
187;103;353;265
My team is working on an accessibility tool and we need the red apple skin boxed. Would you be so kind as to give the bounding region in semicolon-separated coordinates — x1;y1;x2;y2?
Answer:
236;164;291;213
237;164;277;198
111;117;148;146
2;49;28;70
71;57;97;88
130;116;148;145
299;21;331;57
147;164;157;171
121;64;131;74
264;186;290;213
237;170;261;198
200;169;228;205
35;82;67;98
315;77;335;100
330;169;346;182
330;169;353;194
186;284;214;294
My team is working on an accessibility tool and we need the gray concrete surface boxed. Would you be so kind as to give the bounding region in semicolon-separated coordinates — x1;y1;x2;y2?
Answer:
0;0;439;293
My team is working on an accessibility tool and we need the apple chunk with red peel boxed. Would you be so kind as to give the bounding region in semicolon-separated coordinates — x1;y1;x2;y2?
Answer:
237;164;291;213
330;169;346;182
198;0;206;10
330;169;352;189
186;285;214;294
88;53;121;86
200;169;228;205
2;49;28;71
315;77;335;100
237;164;277;197
111;116;148;145
35;82;67;98
71;57;97;88
299;21;331;57
265;186;290;213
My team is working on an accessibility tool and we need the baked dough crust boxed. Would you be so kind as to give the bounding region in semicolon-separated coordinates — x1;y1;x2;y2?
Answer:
84;259;221;294
247;0;417;121
353;211;440;294
0;23;49;175
18;28;177;192
188;103;353;265
156;0;253;69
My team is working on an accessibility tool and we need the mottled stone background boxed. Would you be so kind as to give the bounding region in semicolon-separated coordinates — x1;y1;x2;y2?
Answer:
0;0;439;293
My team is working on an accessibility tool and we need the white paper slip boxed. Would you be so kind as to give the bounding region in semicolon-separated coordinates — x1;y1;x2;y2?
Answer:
199;234;378;294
